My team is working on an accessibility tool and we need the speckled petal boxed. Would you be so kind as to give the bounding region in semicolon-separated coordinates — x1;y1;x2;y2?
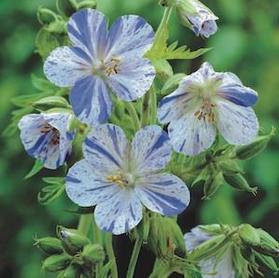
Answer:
83;124;129;174
69;76;112;126
65;159;121;207
135;173;190;216
168;113;216;156
94;189;143;235
216;99;259;145
131;125;172;173
44;46;92;87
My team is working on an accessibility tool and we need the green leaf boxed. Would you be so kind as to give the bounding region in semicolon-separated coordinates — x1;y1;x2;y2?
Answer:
31;74;57;92
24;160;44;180
33;96;70;110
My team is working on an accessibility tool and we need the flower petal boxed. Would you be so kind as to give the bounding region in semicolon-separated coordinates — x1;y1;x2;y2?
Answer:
217;72;258;107
184;227;212;252
44;46;92;87
107;15;154;57
69;76;112;125
107;56;155;101
67;9;108;59
83;124;129;174
135;173;190;216
168;113;216;156
94;189;142;235
131;125;172;173
65;159;121;207
216;99;259;145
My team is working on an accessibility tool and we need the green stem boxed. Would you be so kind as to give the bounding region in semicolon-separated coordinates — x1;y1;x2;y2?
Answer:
104;233;118;278
141;89;151;127
126;102;141;131
150;85;157;124
126;238;143;278
77;214;91;236
154;7;172;44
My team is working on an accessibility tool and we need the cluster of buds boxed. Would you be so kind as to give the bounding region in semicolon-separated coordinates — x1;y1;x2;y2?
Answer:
35;226;105;277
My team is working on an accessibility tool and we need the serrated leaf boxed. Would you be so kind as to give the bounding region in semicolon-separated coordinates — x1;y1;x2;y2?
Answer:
24;160;44;179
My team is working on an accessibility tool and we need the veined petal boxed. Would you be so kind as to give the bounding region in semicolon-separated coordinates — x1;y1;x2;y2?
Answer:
216;99;259;145
44;46;92;87
69;76;112;126
217;72;258;107
135;173;190;216
65;159;121;207
83;124;129;174
107;56;155;101
168;113;216;156
184;227;212;252
107;15;154;57
67;9;108;60
131;125;172;173
94;189;143;235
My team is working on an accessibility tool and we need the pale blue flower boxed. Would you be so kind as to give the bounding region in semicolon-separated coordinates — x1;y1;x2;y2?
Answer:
44;9;156;126
18;112;74;169
185;226;235;278
158;62;259;156
65;124;190;235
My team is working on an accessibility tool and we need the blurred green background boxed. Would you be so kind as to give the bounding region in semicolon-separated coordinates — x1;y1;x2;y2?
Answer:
0;0;278;277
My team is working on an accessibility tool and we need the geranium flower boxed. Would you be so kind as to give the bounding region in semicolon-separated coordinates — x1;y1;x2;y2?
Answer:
44;9;155;126
18;112;74;169
176;0;218;38
65;124;190;235
158;62;259;156
185;226;235;278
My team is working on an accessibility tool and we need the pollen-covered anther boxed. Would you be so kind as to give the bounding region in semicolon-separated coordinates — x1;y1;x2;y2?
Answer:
194;100;216;123
105;58;120;76
41;123;60;145
107;174;129;188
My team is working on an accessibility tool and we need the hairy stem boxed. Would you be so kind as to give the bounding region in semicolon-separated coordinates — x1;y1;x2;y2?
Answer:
126;238;143;278
126;101;141;131
104;233;118;278
77;214;92;235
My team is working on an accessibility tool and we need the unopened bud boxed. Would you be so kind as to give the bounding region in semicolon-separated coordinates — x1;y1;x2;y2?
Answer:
153;59;173;82
82;244;105;264
33;96;70;111
203;171;223;200
198;224;225;235
76;0;97;10
56;0;77;17
254;252;279;274
37;8;57;25
224;173;257;194
235;128;275;160
61;264;81;278
42;254;71;272
34;237;63;255
239;224;261;248
57;226;90;255
219;160;244;176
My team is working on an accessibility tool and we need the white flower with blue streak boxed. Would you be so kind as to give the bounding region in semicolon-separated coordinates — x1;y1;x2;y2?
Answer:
185;226;235;278
44;9;156;126
18;112;74;170
158;62;259;156
65;124;190;235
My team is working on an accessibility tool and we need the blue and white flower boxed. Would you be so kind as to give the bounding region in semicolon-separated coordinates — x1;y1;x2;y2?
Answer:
18;112;74;169
65;124;190;235
185;226;235;278
176;0;218;38
44;9;156;126
158;62;259;156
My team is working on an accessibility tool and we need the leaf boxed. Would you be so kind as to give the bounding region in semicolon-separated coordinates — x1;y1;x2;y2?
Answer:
38;177;65;205
24;160;44;179
31;74;57;92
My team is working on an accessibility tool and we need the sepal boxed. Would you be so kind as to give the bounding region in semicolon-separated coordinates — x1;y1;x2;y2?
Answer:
34;237;64;255
42;253;71;272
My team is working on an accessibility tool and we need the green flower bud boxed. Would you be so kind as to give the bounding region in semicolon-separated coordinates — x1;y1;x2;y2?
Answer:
56;0;77;18
46;19;67;34
152;59;173;82
235;128;275;160
34;237;64;255
161;73;186;97
223;173;257;194
254;252;279;274
61;264;81;278
199;224;225;235
82;244;105;264
57;226;90;255
37;8;57;25
76;0;97;10
42;254;71;272
33;96;71;111
203;171;223;200
219;160;244;176
239;224;261;248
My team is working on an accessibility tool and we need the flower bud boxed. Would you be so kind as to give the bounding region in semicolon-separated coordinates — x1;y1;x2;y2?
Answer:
239;224;261;248
175;0;218;38
254;252;279;274
219;160;244;176
203;171;223;200
33;96;70;111
42;254;71;272
223;173;257;194
34;237;64;255
76;0;97;10
61;265;81;278
37;8;57;25
198;224;225;235
56;0;77;17
82;244;105;264
152;59;173;82
235;128;275;160
57;226;90;255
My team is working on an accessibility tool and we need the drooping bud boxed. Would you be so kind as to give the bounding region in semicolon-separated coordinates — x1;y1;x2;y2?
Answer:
223;173;257;194
239;224;261;248
203;171;223;200
254;252;279;274
57;226;90;255
61;265;81;278
42;254;71;272
33;96;71;111
235;128;275;160
76;0;97;10
82;244;105;264
219;160;244;176
175;0;218;38
34;237;64;255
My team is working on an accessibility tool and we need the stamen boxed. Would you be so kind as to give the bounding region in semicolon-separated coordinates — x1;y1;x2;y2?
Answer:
107;174;129;188
194;99;216;123
105;58;120;76
40;123;60;145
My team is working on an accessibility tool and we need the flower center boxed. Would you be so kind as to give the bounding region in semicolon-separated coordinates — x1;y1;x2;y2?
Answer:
92;57;121;77
194;98;216;123
107;173;135;188
40;123;60;145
